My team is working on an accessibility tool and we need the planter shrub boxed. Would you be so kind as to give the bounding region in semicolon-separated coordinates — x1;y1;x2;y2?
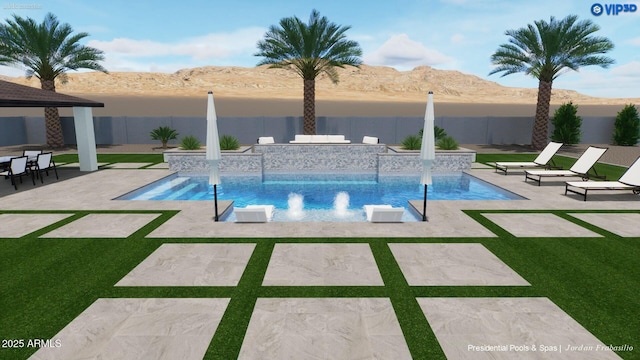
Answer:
612;104;640;146
551;102;582;144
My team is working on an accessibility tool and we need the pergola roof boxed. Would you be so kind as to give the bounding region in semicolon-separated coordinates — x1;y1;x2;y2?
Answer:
0;80;104;108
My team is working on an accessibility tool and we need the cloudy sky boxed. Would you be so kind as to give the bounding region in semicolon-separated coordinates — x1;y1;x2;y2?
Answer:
1;0;639;98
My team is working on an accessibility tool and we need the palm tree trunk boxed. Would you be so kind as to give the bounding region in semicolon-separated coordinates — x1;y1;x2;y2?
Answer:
303;79;316;135
40;79;65;148
532;79;553;150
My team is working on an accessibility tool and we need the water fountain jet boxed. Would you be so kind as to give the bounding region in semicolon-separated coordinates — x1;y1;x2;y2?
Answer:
334;191;350;217
287;193;305;220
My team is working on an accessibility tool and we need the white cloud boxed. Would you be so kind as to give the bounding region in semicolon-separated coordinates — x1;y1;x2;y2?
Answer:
553;61;640;98
628;37;640;46
450;34;465;44
87;27;266;61
363;34;454;70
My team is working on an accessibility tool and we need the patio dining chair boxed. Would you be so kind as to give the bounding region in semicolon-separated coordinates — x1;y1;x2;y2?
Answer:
31;152;59;183
0;156;32;190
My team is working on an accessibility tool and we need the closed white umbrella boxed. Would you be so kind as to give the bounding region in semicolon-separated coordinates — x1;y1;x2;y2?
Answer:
420;91;436;221
206;91;222;221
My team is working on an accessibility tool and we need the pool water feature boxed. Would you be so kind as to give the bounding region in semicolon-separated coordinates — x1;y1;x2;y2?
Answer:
119;173;524;222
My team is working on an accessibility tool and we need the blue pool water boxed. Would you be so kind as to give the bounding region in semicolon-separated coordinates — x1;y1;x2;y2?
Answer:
118;173;523;222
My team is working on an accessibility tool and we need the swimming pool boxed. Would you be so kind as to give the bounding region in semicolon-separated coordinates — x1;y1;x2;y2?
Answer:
118;173;524;222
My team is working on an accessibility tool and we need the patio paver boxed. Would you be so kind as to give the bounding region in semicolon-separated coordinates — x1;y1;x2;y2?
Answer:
482;213;603;238
389;243;530;286
29;298;230;360
0;213;73;238
262;243;384;286
103;162;153;169
116;243;256;286
41;213;160;238
146;163;169;169
238;298;412;360
568;213;640;237
418;297;622;360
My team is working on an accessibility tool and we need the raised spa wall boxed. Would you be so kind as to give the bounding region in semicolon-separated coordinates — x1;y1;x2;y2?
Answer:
163;144;476;175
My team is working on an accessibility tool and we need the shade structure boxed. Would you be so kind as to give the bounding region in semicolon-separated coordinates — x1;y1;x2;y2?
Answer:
420;91;436;221
206;91;222;221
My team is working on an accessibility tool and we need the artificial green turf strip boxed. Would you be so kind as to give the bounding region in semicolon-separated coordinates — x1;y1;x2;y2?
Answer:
369;241;446;359
204;241;275;359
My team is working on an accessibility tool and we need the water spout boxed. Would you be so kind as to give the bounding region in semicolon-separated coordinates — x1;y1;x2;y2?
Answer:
334;191;350;217
287;193;305;220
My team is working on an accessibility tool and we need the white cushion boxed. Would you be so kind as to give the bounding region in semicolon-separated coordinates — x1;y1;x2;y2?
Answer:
310;135;329;143
364;205;404;222
295;135;312;142
362;136;379;144
235;205;275;222
258;137;275;144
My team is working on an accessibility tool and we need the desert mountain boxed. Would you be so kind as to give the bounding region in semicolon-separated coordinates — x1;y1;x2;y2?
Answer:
4;65;637;105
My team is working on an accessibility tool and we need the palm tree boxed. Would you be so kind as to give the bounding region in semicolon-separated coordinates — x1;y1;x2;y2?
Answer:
0;12;107;148
255;9;362;135
489;15;614;150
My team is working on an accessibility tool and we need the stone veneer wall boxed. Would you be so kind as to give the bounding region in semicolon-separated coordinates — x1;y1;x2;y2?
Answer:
164;145;474;175
164;150;262;174
378;150;475;174
253;144;387;173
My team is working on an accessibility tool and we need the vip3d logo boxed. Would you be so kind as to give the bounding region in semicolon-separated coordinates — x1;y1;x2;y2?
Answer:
591;3;638;15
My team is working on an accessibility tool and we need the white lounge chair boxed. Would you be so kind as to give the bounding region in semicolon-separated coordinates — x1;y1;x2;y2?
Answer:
524;146;607;185
494;142;563;175
362;136;379;144
363;205;404;222
565;156;640;201
258;136;275;144
234;205;275;222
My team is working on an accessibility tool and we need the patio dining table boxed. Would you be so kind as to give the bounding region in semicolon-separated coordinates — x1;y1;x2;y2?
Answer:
0;155;38;171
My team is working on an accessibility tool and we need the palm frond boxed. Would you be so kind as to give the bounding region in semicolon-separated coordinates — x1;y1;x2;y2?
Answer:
0;12;107;82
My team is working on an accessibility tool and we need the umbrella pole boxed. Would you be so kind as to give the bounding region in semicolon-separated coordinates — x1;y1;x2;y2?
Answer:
214;184;219;222
422;184;428;222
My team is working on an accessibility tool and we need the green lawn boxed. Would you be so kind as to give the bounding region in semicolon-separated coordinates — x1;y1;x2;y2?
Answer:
54;153;165;165
1;209;638;359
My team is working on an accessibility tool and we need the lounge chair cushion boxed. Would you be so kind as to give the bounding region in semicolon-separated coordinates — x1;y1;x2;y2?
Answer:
258;137;275;144
362;136;379;144
235;205;275;222
310;135;329;143
363;205;404;222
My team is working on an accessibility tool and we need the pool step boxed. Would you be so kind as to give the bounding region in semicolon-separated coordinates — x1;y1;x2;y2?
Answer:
164;183;200;200
131;177;190;200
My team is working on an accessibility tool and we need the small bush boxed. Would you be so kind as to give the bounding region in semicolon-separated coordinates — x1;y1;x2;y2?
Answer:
418;126;447;141
150;126;178;148
180;135;201;150
612;104;640;146
437;135;459;150
401;135;422;150
219;135;240;150
551;102;582;144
